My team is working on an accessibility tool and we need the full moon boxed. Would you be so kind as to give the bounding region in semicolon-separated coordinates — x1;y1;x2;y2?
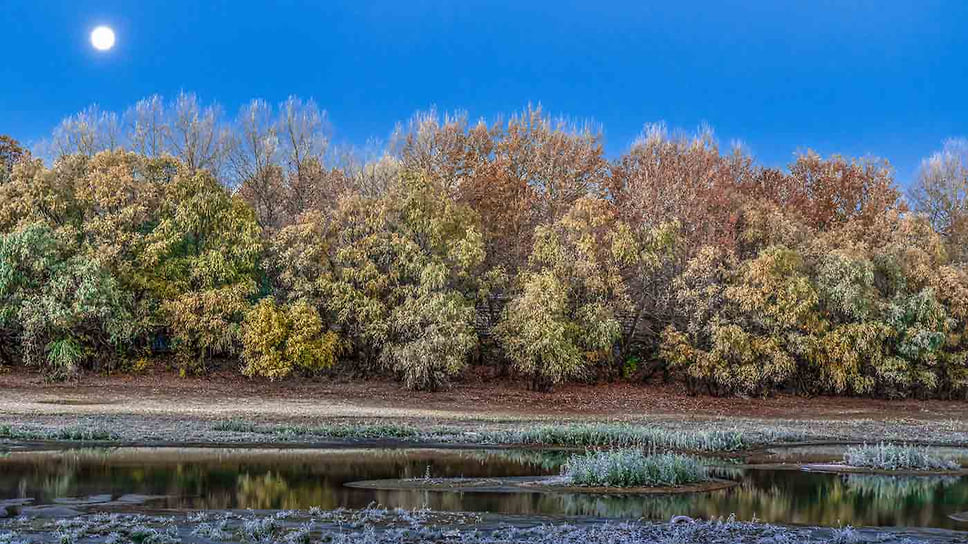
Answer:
90;26;116;51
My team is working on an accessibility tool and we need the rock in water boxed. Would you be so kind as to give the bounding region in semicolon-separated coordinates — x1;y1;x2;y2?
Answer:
19;506;82;519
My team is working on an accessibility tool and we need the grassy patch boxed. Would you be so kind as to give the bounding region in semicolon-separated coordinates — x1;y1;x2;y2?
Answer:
207;420;799;452
844;443;959;471
481;423;750;452
50;426;118;441
273;423;420;439
210;420;419;440
0;424;45;440
0;424;118;441
562;449;710;487
212;419;260;433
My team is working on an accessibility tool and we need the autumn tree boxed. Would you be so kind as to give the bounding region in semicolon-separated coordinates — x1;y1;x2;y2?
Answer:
321;172;484;390
123;95;167;158
276;96;343;218
607;125;753;252
142;166;262;370
396;107;608;352
497;197;627;390
240;297;341;379
164;92;232;176
785;151;903;232
0;135;28;184
661;246;804;396
44;105;121;158
232;99;286;228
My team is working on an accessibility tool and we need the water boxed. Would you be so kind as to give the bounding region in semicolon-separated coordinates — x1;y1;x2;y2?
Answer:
1;446;967;529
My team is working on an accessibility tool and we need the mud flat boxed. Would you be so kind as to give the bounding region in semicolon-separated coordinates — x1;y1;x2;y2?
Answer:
346;475;739;495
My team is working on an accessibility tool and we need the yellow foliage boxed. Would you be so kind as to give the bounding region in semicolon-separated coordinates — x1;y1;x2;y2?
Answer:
241;298;341;380
725;246;819;332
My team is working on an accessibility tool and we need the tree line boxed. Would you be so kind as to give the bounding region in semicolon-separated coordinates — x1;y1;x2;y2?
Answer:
2;94;968;398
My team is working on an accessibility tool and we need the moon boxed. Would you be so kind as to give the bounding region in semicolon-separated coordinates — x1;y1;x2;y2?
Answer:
90;26;116;51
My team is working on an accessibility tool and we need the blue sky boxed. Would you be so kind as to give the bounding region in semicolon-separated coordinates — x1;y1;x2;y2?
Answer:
2;1;966;185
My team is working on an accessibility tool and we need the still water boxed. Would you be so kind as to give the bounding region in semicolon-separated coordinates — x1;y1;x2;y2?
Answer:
1;446;966;529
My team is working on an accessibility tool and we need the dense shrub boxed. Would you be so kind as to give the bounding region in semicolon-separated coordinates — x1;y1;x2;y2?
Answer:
497;198;632;390
662;213;968;398
144;168;263;369
0;223;136;378
320;173;483;390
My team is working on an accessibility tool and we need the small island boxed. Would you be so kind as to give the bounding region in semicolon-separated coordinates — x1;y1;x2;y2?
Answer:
347;449;738;495
802;443;967;476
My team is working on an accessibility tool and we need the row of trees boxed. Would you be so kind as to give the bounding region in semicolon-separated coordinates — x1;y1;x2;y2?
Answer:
2;97;968;398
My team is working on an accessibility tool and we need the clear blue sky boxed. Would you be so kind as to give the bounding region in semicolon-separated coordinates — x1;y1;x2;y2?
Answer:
2;1;966;185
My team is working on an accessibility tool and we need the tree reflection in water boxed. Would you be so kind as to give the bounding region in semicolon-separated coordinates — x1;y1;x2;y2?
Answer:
0;447;966;529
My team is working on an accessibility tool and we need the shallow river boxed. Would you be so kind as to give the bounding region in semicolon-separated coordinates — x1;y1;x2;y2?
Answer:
1;446;967;529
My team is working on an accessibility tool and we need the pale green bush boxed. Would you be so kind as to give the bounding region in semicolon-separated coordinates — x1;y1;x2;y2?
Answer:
562;449;709;487
844;443;959;471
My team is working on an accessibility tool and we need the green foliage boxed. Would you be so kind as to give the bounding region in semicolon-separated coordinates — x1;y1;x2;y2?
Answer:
388;291;477;390
0;223;136;378
621;355;640;378
497;271;586;390
562;449;709;487
143;168;263;367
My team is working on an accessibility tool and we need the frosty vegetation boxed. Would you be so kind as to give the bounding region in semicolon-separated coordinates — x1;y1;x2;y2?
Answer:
843;443;960;471
0;507;934;544
205;420;803;451
561;449;709;487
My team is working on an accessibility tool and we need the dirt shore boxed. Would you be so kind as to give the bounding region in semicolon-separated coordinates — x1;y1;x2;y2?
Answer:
1;369;967;445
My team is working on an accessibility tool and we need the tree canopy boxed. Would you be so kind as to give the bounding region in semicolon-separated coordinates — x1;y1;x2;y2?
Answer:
2;107;967;399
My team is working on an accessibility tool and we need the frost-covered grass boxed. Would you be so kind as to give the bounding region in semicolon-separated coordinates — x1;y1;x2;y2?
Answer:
844;443;960;471
208;420;761;452
562;449;710;487
0;424;118;441
212;419;259;433
0;509;929;544
211;420;420;440
481;424;752;452
206;420;803;452
273;423;420;439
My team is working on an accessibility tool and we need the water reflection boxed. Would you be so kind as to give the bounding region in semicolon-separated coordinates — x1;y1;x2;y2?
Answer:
0;447;966;529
